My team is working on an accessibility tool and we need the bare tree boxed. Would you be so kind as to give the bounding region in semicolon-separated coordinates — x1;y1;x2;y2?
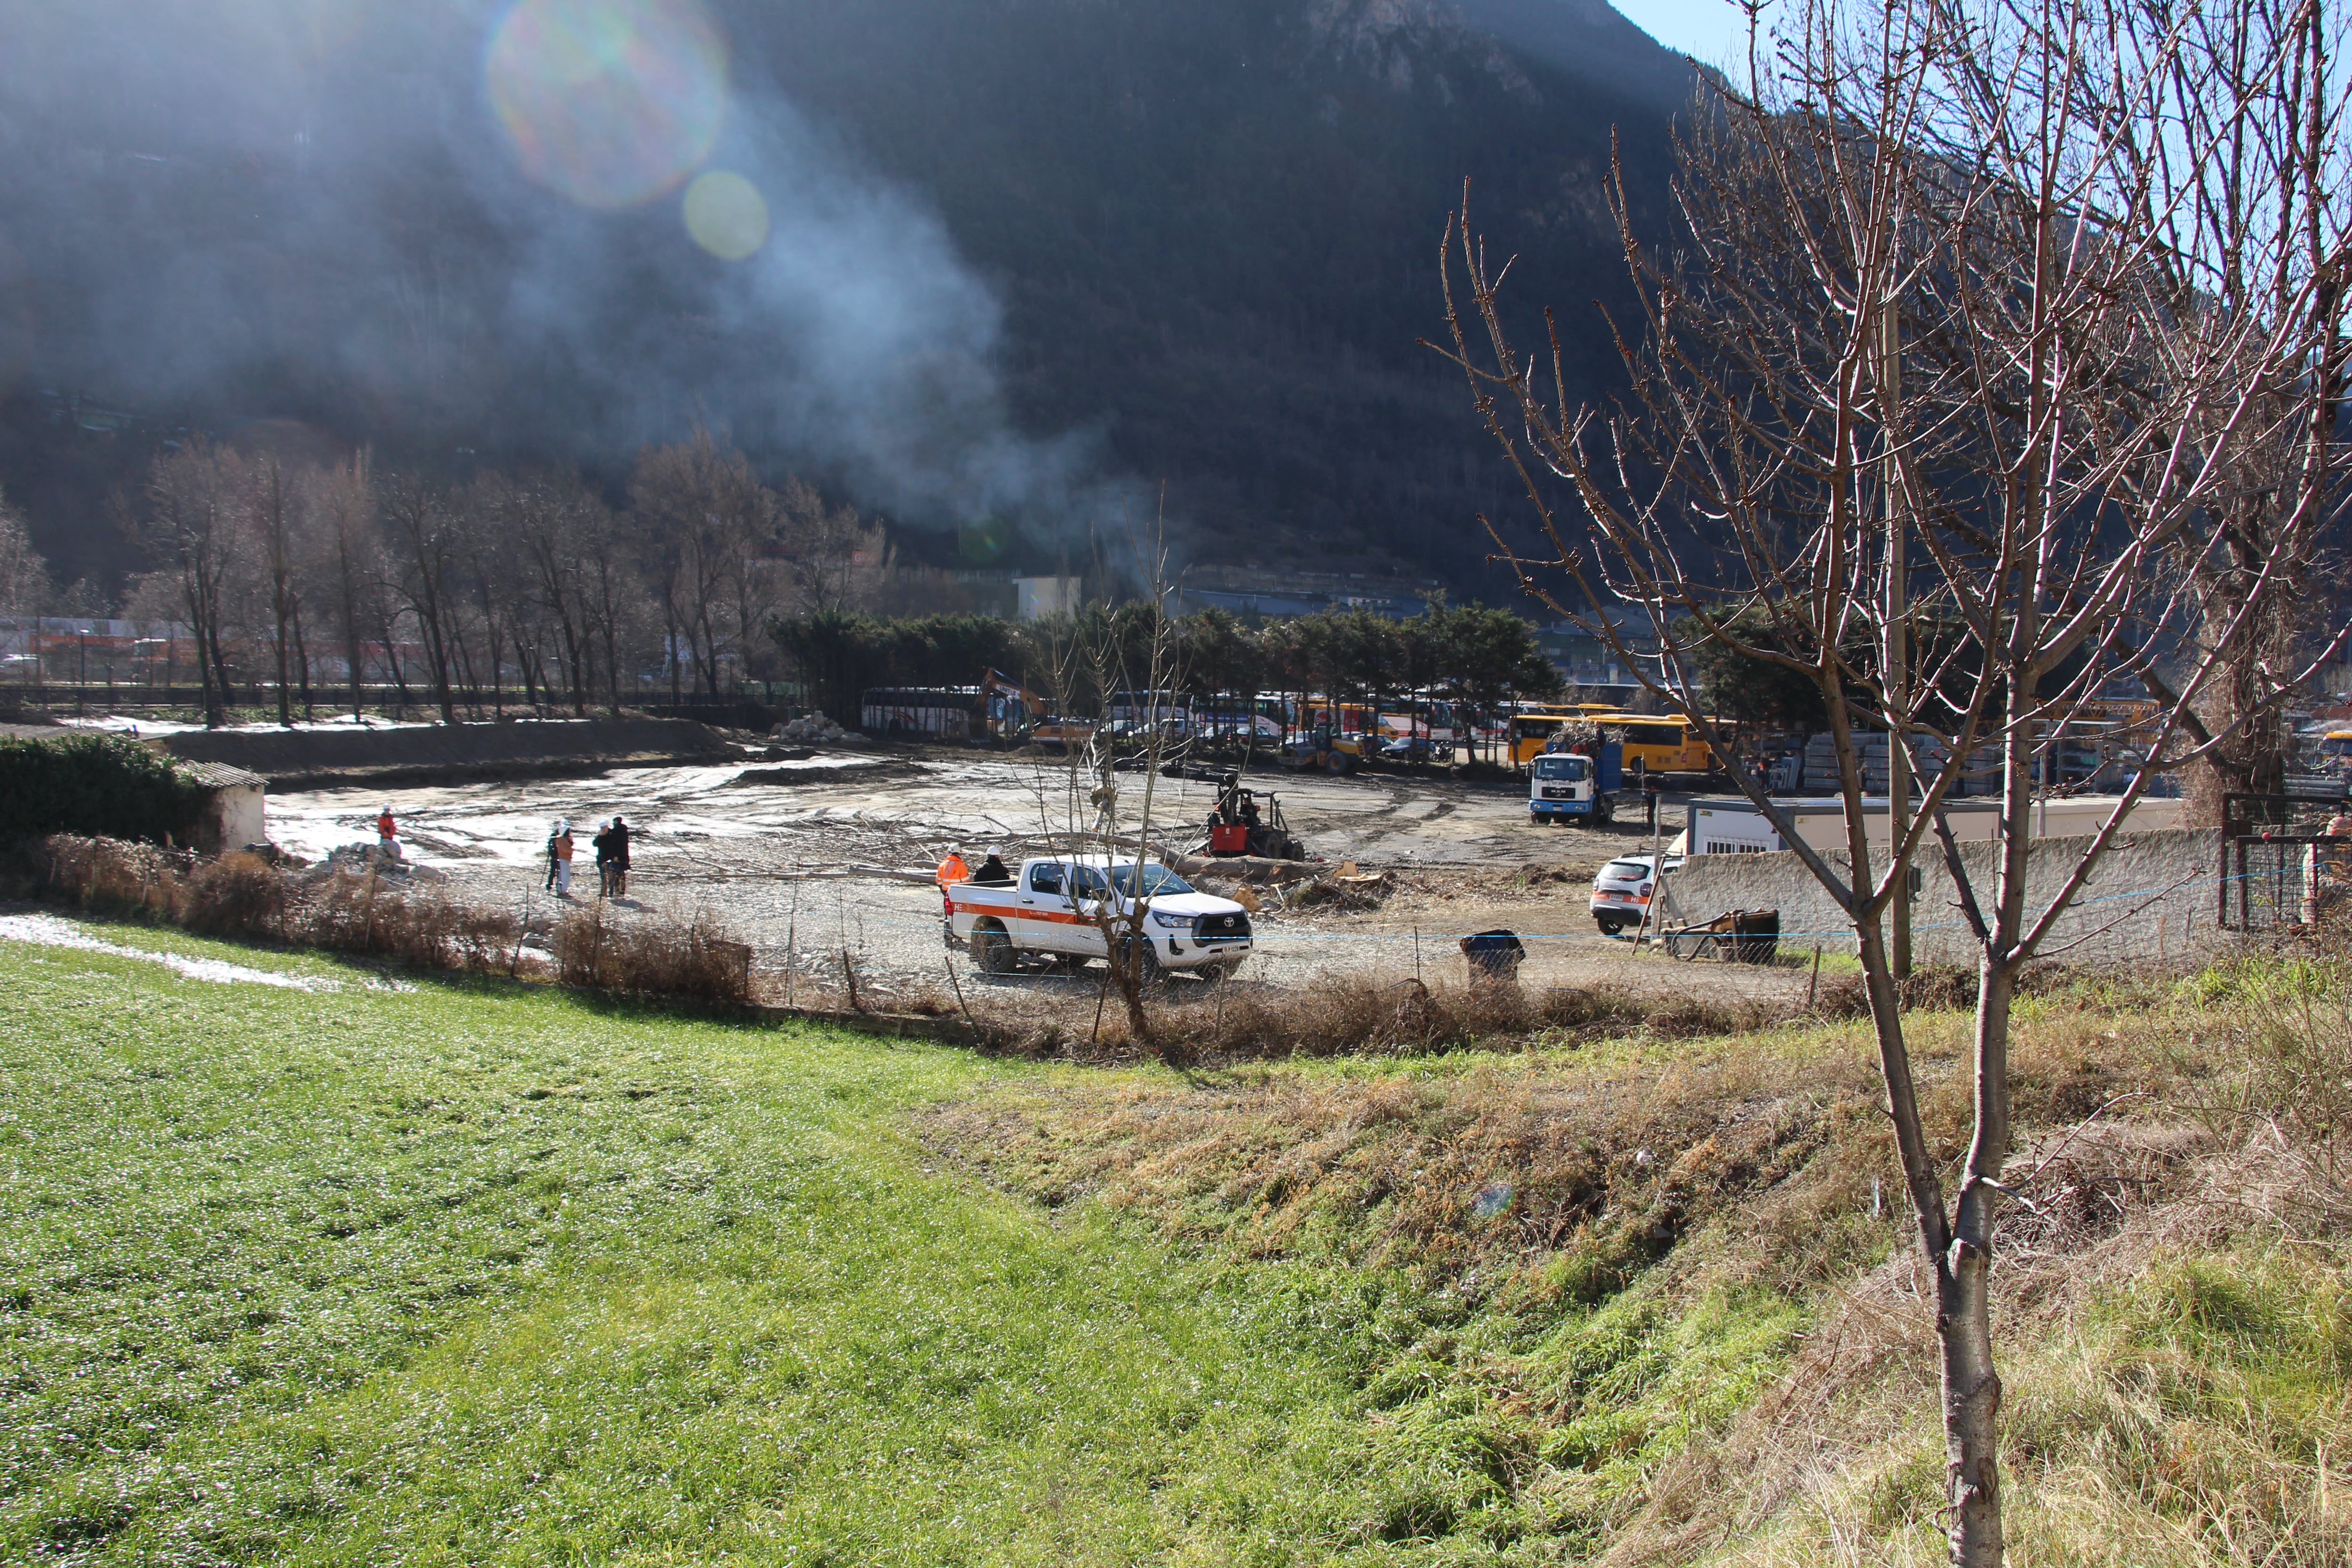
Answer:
380;472;463;725
300;452;378;722
235;452;304;727
0;489;47;621
1438;0;2349;1561
2123;0;2352;815
130;443;242;729
571;486;641;716
779;477;885;616
628;430;779;700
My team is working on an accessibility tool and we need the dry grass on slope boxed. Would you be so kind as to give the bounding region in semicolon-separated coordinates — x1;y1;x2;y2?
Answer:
924;999;2164;1299
1620;961;2352;1568
923;957;2352;1564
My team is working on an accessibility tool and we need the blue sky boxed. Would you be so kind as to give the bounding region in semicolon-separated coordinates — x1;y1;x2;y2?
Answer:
1612;0;1767;73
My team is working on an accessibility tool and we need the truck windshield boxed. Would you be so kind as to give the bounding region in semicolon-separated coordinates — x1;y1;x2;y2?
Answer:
1534;755;1590;781
1109;863;1194;899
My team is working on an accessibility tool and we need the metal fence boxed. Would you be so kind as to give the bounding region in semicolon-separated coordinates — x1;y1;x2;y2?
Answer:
2220;792;2352;932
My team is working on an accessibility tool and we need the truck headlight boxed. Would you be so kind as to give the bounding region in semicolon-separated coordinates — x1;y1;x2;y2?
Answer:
1149;910;1193;930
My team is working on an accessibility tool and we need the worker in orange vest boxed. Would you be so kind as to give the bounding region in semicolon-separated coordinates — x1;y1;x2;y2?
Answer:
375;806;401;864
935;848;970;947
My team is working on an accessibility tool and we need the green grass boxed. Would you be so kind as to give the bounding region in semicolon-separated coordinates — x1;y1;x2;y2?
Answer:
0;924;1411;1564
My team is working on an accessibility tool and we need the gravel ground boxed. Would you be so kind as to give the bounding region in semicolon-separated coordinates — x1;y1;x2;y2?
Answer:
266;744;1807;1010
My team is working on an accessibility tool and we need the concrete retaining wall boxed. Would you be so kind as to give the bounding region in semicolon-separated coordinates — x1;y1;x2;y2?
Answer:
1660;826;2224;968
159;718;734;789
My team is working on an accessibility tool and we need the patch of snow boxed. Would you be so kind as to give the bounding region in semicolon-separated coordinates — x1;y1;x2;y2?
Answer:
0;913;344;991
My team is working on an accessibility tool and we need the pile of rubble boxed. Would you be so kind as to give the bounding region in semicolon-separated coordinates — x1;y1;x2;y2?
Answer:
771;713;866;745
1176;852;1397;912
300;842;449;885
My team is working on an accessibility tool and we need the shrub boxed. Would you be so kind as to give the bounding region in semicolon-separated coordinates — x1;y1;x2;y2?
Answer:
32;834;191;917
183;852;291;939
553;902;754;1005
0;734;210;846
29;834;519;981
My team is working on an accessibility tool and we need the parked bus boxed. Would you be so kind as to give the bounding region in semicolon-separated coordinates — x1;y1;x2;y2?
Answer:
1508;707;1717;773
862;685;981;740
1504;704;1623;766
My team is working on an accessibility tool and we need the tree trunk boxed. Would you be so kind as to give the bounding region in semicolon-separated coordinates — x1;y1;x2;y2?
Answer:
274;614;292;727
1939;951;2015;1568
292;602;314;722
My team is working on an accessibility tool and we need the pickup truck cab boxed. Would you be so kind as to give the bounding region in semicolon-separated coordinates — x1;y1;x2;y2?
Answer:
947;855;1254;981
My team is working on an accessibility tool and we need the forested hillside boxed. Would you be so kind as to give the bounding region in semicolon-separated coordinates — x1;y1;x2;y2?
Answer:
0;0;1694;597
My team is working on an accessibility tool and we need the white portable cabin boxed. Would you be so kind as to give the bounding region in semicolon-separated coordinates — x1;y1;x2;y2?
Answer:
1684;794;2183;856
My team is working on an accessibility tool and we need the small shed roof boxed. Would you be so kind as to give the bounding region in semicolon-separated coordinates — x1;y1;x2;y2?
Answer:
178;760;267;791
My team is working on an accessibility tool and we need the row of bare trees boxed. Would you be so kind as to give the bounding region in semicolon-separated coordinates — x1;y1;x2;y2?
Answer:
120;431;882;728
1443;0;2348;1560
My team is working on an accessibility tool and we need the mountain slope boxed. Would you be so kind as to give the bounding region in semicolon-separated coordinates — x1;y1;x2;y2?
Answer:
0;0;1699;593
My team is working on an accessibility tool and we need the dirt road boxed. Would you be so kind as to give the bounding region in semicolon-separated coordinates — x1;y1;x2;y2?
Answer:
269;747;1801;1009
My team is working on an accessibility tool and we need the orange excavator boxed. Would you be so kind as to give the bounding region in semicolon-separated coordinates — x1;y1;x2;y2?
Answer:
978;669;1047;740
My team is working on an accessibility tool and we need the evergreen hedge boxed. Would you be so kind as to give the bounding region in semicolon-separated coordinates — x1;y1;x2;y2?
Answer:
0;733;212;846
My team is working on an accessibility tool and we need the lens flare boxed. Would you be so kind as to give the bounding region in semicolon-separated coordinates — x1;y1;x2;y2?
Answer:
682;169;769;260
1471;1181;1514;1220
485;0;726;210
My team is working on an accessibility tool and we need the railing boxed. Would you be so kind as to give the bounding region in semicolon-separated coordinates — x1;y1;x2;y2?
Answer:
2;677;804;724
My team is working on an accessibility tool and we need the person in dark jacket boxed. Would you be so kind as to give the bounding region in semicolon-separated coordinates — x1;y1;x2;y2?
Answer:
970;850;1013;885
590;821;616;898
608;816;631;897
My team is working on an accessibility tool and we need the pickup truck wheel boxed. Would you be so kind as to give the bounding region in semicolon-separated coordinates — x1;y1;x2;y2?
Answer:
1116;937;1164;989
969;923;1016;974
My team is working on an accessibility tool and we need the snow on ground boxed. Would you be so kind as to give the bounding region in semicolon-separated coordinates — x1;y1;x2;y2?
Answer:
0;912;410;990
53;713;441;737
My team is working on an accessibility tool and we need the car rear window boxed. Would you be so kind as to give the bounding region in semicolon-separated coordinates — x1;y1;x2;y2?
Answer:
1602;860;1651;880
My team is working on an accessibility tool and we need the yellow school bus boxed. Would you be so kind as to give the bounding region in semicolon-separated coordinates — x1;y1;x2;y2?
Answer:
1511;708;1718;773
1505;705;1618;766
1601;714;1716;773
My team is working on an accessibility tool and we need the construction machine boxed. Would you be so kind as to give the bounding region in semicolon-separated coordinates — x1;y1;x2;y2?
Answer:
1199;771;1306;860
978;669;1049;741
1278;725;1370;775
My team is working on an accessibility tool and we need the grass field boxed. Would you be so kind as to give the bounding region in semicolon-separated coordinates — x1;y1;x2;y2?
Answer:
11;916;2352;1566
0;923;1428;1565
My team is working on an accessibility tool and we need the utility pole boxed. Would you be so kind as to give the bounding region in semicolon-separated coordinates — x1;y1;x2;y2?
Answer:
1881;302;1913;979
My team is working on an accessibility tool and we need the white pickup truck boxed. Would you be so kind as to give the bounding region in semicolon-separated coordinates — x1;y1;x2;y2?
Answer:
945;855;1255;981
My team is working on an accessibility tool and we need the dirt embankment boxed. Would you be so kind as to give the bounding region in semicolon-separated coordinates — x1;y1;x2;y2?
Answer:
160;718;739;790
